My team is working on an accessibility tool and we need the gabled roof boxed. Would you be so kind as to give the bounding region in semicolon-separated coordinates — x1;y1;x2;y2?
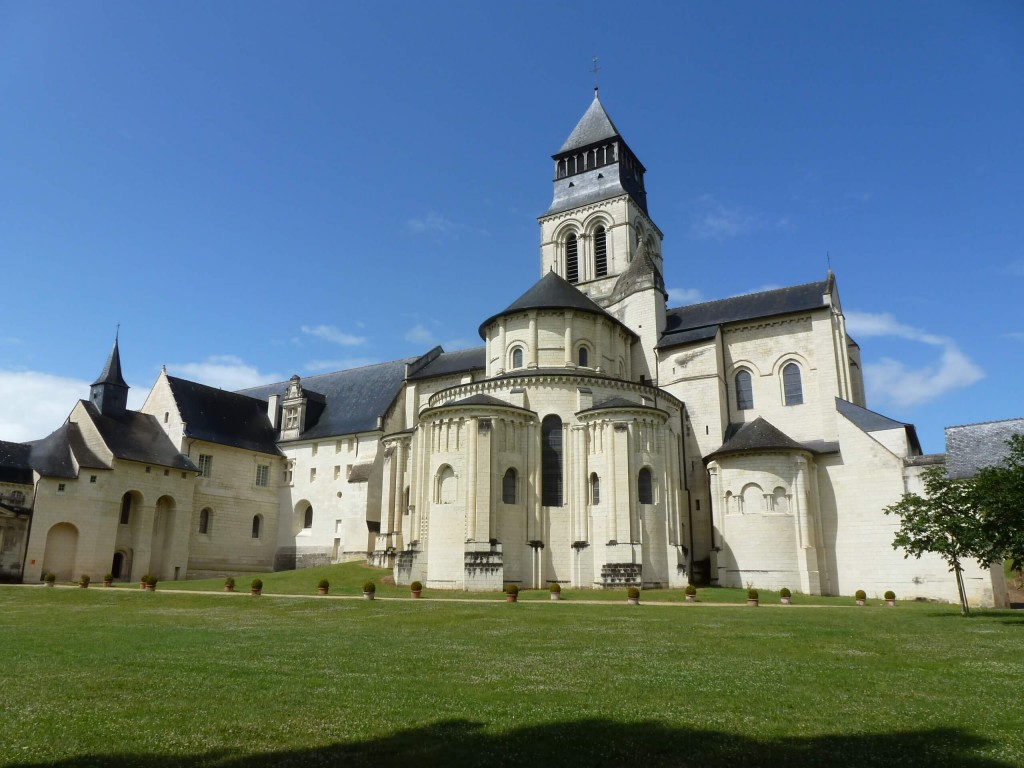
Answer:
239;358;419;441
81;402;198;471
705;417;813;461
836;398;922;455
557;91;620;155
478;271;636;339
659;280;831;350
166;376;282;456
91;338;128;388
945;417;1024;480
0;439;34;485
407;347;486;381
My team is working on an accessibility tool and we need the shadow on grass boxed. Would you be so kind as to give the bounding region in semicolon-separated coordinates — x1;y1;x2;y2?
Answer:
9;719;1013;768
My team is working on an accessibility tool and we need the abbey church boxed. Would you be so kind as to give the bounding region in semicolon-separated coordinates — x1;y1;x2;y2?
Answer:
0;92;1007;606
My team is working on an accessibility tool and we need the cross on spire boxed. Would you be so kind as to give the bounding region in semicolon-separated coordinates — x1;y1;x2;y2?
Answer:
591;56;600;92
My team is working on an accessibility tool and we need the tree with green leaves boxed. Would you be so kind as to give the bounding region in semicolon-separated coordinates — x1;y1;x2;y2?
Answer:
975;433;1024;575
884;466;993;616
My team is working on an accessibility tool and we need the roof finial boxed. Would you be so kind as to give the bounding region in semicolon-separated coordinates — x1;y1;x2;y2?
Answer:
591;56;600;95
115;322;120;343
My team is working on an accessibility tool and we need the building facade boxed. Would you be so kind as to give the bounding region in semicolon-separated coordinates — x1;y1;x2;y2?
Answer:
0;92;1008;605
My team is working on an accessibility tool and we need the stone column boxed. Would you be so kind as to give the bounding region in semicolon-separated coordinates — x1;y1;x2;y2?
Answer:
528;311;538;368
793;455;822;594
467;418;478;541
564;310;574;367
498;319;507;375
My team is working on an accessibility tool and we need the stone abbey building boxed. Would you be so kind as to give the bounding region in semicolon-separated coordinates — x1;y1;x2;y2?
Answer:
0;92;1007;605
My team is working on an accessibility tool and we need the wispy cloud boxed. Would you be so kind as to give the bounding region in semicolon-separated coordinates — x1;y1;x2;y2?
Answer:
0;370;146;442
442;338;475;351
301;325;367;346
844;311;984;407
405;324;435;345
304;357;379;373
168;356;281;391
667;287;704;305
406;211;488;240
687;195;784;240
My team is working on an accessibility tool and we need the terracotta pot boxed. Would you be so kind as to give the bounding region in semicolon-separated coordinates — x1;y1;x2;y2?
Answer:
685;594;696;602
506;594;517;602
145;584;155;591
79;583;88;589
224;585;235;592
140;582;147;590
747;599;759;607
411;590;422;599
102;581;112;588
317;587;328;596
251;588;262;596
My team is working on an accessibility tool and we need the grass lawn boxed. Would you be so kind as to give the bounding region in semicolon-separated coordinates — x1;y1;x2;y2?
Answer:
2;580;1021;767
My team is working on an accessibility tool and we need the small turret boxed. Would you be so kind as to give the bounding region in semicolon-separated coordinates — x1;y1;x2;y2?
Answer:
90;335;129;418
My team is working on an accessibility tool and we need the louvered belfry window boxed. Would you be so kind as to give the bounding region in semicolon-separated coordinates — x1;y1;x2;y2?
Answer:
566;234;579;284
541;415;563;506
594;227;608;277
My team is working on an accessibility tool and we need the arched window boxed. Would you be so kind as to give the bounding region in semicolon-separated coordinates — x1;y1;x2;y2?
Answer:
511;347;524;369
638;468;653;504
783;362;803;405
735;370;753;411
541;415;563;507
303;505;313;529
502;468;517;504
772;487;789;513
742;483;764;513
577;346;589;367
251;515;262;539
198;508;211;534
436;465;456;504
594;226;608;277
566;234;579;284
119;492;132;525
590;473;600;505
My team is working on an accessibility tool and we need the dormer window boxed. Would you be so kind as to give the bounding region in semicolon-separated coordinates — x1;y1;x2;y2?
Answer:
284;408;299;430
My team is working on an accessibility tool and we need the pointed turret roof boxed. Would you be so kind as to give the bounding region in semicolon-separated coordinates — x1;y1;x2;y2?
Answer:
477;271;636;339
91;337;128;388
705;417;814;462
557;90;620;154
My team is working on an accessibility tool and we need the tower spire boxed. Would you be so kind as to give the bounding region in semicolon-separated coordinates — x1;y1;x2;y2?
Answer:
90;332;129;417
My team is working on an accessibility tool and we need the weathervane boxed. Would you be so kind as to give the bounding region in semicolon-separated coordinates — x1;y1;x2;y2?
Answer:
592;56;600;92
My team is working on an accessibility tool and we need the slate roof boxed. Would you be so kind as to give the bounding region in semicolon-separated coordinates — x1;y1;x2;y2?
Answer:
0;439;33;485
239;358;419;440
91;338;128;388
407;347;486;381
478;271;636;339
347;463;375;483
836;398;922;455
557;91;620;154
578;397;663;416
165;376;282;456
945;417;1024;480
427;393;534;414
659;280;831;349
705;417;815;461
81;402;198;471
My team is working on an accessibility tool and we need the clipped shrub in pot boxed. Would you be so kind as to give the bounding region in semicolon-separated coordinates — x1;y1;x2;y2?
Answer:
504;583;519;603
363;580;376;600
549;582;562;601
884;590;896;607
627;586;640;605
855;589;867;606
251;578;263;596
317;579;329;596
410;580;423;598
684;584;697;602
747;588;759;606
779;587;792;605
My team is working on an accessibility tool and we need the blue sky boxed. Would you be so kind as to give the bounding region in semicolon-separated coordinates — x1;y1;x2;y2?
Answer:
1;1;1021;454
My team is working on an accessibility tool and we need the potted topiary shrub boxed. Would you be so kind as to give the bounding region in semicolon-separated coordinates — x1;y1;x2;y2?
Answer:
855;589;867;606
103;573;113;588
779;587;792;605
79;574;90;589
251;578;263;596
410;580;423;599
317;579;329;596
363;580;376;600
44;572;56;588
884;590;896;607
627;586;640;605
144;575;157;591
684;584;697;602
549;582;562;601
224;576;235;593
504;583;519;603
747;588;759;607
140;574;151;590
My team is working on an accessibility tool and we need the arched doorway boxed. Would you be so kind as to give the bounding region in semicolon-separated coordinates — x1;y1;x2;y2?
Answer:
42;523;79;581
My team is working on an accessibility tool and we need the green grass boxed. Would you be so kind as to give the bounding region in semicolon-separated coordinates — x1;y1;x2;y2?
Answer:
1;584;1021;767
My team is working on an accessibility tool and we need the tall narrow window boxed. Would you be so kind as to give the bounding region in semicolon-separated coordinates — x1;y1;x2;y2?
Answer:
735;370;753;411
251;515;262;539
198;508;211;534
638;468;653;504
783;363;803;405
502;468;518;504
303;505;314;529
578;346;589;367
594;226;608;277
255;464;269;487
119;493;132;525
566;234;579;284
198;454;213;478
590;473;600;505
541;415;563;506
511;347;524;369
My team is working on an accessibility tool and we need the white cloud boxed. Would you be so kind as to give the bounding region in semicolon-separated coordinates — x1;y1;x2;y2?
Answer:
687;195;781;240
667;287;704;305
405;324;436;345
304;357;379;373
407;212;456;235
301;325;367;346
167;356;280;391
442;338;475;351
0;370;147;443
844;311;984;407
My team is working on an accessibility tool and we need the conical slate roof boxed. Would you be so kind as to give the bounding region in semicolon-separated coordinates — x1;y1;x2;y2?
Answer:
91;338;128;388
705;417;811;462
478;271;634;339
557;90;620;155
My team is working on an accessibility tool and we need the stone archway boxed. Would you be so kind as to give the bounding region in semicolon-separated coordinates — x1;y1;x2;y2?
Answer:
42;523;79;581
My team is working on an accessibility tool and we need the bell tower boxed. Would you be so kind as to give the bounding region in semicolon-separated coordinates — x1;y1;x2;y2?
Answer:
538;89;665;308
90;335;129;418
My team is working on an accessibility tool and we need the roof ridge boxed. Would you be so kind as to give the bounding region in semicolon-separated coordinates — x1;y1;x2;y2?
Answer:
167;374;270;402
945;416;1024;430
668;279;828;314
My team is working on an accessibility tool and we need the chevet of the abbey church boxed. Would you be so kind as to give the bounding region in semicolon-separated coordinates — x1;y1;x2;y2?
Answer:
0;91;1007;607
